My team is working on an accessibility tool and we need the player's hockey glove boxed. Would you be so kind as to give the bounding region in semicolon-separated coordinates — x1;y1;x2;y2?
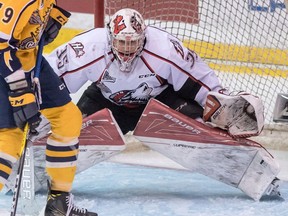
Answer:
43;5;71;45
6;69;41;133
9;88;41;133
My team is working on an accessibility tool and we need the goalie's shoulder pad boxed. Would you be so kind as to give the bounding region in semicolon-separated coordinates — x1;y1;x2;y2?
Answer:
203;90;264;138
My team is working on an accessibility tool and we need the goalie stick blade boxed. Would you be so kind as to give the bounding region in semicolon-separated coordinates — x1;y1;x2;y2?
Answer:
134;99;280;201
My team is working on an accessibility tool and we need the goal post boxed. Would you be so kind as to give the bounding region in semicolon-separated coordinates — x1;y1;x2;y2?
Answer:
57;0;105;27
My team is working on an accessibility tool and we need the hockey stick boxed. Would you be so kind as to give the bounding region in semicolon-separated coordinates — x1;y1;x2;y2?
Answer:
34;37;44;82
10;124;30;216
18;139;36;214
10;37;45;216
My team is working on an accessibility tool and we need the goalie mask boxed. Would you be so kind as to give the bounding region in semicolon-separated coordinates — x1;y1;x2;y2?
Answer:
108;8;146;72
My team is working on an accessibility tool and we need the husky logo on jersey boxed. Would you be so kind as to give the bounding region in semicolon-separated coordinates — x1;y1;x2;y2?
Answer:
109;82;152;107
69;42;85;57
113;15;126;34
170;39;184;59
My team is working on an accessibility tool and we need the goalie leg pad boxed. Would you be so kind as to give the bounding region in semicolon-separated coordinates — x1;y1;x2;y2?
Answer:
134;98;279;201
237;148;280;201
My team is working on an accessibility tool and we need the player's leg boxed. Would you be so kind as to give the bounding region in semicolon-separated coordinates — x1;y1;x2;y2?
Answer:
77;82;145;134
0;127;23;192
39;58;97;216
0;76;23;191
76;82;106;117
116;106;146;134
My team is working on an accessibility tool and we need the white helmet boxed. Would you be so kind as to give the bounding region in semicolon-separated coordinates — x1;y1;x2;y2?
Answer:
108;8;146;72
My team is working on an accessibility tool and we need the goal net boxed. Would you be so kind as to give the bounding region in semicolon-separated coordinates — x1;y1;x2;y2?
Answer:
102;0;288;148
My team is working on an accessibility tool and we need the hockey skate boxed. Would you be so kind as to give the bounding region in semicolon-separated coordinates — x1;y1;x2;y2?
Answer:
265;177;281;197
45;186;98;216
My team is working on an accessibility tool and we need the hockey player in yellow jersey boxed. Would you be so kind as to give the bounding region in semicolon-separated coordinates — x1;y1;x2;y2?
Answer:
0;1;97;215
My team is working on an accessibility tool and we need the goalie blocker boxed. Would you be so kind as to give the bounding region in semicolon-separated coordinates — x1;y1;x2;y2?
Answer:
134;99;280;201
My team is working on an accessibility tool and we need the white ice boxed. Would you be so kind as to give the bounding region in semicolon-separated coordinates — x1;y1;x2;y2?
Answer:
1;160;287;216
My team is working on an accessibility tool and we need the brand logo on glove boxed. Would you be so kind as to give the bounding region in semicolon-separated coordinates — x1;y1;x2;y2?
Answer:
9;93;36;107
10;98;24;106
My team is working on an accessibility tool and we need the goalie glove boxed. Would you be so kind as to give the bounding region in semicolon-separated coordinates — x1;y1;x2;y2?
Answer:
203;90;264;138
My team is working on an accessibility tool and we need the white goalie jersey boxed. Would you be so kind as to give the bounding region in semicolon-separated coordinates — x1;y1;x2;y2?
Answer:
46;26;222;108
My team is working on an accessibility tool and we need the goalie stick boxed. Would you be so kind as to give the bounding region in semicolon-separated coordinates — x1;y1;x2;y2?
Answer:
18;140;36;215
10;37;44;216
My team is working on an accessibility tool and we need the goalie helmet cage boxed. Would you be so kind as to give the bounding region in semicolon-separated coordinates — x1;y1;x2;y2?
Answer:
96;0;288;148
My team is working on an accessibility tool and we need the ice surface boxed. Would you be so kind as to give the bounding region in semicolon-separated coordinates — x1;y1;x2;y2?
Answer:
1;161;287;216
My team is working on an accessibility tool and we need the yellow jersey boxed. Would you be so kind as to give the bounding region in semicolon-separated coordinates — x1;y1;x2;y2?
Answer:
0;0;68;77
